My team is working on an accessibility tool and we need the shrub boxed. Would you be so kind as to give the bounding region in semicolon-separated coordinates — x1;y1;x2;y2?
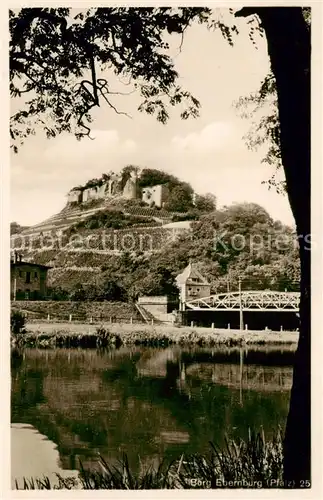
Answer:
96;327;122;348
11;310;26;334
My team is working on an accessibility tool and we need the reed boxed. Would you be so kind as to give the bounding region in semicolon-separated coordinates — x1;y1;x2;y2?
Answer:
15;430;284;490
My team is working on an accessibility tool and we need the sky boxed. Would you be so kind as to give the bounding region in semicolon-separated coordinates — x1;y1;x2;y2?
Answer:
10;9;295;227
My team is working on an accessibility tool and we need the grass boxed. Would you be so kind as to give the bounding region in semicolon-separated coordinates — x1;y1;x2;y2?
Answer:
14;430;284;489
11;321;298;349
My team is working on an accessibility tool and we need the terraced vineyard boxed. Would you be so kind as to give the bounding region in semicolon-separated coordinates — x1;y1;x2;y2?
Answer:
10;198;191;294
11;198;186;242
11;226;177;255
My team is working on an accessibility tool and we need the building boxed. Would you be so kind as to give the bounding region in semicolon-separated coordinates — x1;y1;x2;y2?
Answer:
67;188;83;204
10;252;51;300
176;263;211;311
66;173;171;208
142;184;170;208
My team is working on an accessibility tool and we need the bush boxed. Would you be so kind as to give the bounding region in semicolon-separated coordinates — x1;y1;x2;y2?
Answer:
11;310;26;334
48;287;69;301
96;327;122;348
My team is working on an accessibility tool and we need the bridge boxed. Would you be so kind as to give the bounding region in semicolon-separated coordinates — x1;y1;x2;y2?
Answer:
184;291;300;312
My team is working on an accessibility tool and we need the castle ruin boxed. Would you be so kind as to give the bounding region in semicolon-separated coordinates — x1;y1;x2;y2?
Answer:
67;170;169;208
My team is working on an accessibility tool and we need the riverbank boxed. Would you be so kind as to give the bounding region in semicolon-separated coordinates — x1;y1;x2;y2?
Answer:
12;424;284;490
12;321;299;348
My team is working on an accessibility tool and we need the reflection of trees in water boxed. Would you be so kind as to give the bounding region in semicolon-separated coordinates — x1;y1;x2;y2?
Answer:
11;354;46;419
11;348;291;473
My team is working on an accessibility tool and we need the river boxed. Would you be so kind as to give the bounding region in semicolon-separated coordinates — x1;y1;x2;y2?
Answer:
11;345;294;485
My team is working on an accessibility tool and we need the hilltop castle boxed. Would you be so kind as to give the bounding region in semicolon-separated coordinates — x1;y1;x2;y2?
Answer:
67;171;169;208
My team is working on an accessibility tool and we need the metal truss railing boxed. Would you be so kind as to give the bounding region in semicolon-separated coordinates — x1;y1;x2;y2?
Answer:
185;291;300;312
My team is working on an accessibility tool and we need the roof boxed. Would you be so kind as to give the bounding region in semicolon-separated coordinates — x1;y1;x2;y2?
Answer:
10;260;51;270
176;263;209;286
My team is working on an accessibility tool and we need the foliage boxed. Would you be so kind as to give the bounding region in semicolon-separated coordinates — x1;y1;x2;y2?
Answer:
171;210;200;222
135;266;178;298
96;327;122;348
177;429;283;488
19;202;300;298
79;199;104;210
98;280;128;302
11;310;26;333
68;283;86;301
11;222;29;235
234;8;310;193
10;5;311;482
194;193;217;212
72;209;156;231
14;429;283;489
10;7;217;151
139;168;189;191
67;280;127;302
235;73;285;193
164;185;194;212
120;165;140;189
48;286;69;301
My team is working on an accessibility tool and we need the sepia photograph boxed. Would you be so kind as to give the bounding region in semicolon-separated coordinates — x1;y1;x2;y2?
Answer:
6;2;318;493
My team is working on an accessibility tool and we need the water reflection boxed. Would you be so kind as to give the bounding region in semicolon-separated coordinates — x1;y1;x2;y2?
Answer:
11;346;293;477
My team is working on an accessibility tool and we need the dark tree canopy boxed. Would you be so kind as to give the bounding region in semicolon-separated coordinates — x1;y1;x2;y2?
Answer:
10;7;215;151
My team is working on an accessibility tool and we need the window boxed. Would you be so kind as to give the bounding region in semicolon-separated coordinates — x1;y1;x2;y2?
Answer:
19;270;22;278
197;288;200;292
34;271;38;279
191;278;199;283
25;271;31;284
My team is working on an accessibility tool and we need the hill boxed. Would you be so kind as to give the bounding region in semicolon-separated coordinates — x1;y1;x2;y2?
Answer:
11;198;300;301
12;166;216;240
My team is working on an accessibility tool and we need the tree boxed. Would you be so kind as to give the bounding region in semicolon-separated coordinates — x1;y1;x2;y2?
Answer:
10;221;29;235
10;7;212;151
137;266;178;297
120;164;140;189
49;286;69;300
234;72;285;193
101;280;127;302
69;283;86;301
234;8;310;194
138;168;194;197
10;6;311;483
164;185;194;212
11;310;26;334
194;193;217;212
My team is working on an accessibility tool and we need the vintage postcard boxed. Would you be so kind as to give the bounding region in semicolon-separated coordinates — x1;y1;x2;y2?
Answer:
2;0;322;497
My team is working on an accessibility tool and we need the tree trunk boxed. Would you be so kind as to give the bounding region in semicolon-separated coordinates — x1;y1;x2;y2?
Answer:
257;8;311;485
237;7;311;484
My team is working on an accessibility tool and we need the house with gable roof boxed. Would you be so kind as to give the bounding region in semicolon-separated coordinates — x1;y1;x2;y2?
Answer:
176;262;211;311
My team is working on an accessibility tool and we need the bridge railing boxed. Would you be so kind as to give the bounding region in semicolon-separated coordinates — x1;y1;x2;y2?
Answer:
185;291;300;311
